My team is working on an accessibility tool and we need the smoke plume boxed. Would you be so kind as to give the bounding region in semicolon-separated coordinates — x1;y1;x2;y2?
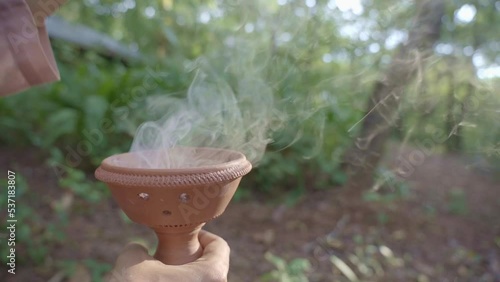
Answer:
129;57;287;168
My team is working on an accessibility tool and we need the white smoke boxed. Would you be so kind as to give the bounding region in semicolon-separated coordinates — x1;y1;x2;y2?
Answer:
129;57;285;169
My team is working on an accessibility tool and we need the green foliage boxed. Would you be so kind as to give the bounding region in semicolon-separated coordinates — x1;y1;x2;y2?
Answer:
58;260;78;278
57;259;112;282
363;168;412;204
329;236;404;281
59;167;109;203
232;186;251;202
261;252;311;282
47;148;109;203
48;150;109;203
83;259;114;282
399;51;500;161
422;204;437;216
44;108;79;147
376;211;389;225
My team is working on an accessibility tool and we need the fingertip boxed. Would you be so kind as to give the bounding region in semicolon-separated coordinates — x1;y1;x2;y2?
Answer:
197;230;230;269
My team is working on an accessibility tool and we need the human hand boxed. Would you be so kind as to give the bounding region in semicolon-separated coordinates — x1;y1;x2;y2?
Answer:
25;0;67;26
106;230;230;282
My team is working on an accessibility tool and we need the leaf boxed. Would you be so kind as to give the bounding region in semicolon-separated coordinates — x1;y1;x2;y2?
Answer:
332;170;348;185
43;109;79;147
163;27;179;47
265;252;286;271
83;95;109;130
362;191;381;202
458;121;477;128
289;258;311;274
379;245;394;258
330;255;360;282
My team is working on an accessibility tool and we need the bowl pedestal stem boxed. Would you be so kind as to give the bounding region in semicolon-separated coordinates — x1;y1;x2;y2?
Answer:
153;223;205;265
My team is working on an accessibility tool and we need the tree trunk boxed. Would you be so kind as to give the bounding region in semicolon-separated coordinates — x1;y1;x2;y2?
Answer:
341;0;445;190
445;58;460;152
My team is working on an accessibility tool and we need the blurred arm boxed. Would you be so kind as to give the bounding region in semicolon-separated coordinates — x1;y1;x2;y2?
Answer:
0;0;64;97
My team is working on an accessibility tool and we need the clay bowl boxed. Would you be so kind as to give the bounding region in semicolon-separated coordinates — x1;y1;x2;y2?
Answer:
95;147;252;265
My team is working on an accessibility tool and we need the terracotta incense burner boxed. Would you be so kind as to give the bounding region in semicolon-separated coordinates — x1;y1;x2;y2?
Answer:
95;147;252;265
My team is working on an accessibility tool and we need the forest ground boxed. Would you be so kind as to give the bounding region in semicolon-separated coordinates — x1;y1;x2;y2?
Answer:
1;144;499;282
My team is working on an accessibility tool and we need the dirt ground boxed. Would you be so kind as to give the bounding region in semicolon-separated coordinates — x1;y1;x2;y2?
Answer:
1;145;499;282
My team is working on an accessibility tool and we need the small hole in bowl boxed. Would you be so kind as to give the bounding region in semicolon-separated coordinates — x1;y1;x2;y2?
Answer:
179;193;190;203
162;210;172;216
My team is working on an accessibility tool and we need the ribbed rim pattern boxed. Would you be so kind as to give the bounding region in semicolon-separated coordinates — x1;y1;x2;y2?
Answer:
95;161;252;187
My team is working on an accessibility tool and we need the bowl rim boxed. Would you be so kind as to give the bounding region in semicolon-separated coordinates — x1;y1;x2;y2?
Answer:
99;147;249;175
95;147;252;187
